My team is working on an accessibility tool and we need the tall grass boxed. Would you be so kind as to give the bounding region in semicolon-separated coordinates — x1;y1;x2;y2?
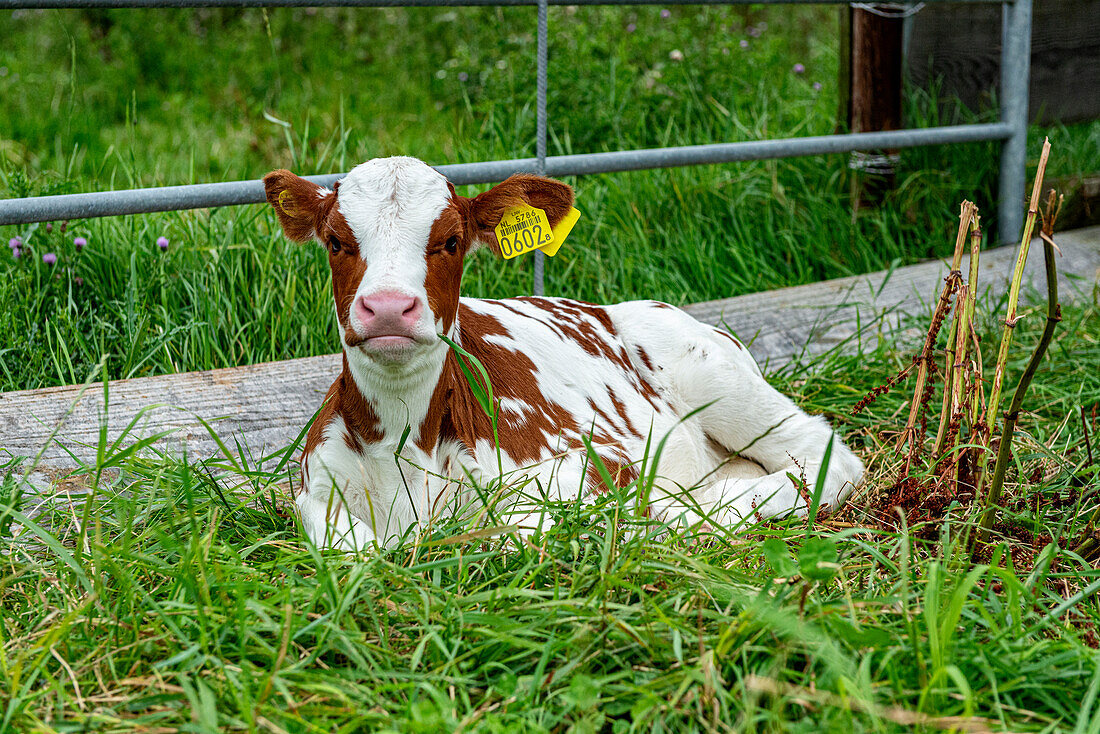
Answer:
2;295;1098;730
2;6;1097;392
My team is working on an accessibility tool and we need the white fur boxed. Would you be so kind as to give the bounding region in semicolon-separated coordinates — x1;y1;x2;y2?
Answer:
337;157;454;343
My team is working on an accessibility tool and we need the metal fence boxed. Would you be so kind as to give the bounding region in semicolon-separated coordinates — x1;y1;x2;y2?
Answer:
0;0;1032;295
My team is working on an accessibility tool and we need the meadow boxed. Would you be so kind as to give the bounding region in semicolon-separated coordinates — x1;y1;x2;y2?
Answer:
1;299;1098;731
1;5;1099;732
1;5;1097;392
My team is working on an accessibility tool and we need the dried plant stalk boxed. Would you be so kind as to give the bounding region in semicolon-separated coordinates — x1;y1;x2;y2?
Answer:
929;201;978;456
901;201;976;457
982;140;1052;447
973;139;1051;509
946;281;970;485
975;175;1062;549
962;221;988;500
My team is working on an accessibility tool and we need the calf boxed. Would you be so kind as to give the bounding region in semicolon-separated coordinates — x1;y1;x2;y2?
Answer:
264;156;863;550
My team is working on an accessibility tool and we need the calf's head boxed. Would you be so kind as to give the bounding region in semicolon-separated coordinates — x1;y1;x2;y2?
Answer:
264;157;573;366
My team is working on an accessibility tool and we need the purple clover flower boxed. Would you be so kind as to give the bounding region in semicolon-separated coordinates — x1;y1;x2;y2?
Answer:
42;252;57;265
11;247;20;259
626;22;636;32
739;39;749;49
747;26;761;37
660;8;671;18
8;237;21;249
457;71;469;82
46;222;53;233
813;81;823;91
157;236;170;251
74;236;87;252
792;63;806;74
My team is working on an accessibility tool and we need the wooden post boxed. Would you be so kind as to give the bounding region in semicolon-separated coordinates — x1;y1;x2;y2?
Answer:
848;4;905;210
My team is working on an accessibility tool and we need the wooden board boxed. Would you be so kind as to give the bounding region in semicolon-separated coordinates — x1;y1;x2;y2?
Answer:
3;226;1099;469
906;0;1100;124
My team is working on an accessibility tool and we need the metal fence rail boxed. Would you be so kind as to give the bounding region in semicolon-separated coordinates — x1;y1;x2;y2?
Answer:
1;0;1032;295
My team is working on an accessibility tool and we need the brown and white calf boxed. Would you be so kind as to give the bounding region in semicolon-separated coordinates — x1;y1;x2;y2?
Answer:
264;156;863;550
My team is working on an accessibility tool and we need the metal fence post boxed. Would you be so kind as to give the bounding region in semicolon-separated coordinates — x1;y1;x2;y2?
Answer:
533;0;549;295
997;0;1031;245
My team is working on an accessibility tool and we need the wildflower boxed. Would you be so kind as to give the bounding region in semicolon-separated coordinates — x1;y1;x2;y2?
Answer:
45;223;52;233
11;247;20;259
8;237;21;249
626;22;636;32
60;221;67;233
457;71;469;82
668;49;684;62
74;276;84;286
73;236;87;251
792;63;806;74
747;25;761;37
739;39;749;49
813;81;823;91
660;8;670;18
43;252;57;265
157;236;169;251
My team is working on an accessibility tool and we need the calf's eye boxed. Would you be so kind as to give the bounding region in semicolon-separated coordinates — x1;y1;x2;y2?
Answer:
444;236;458;255
327;235;342;255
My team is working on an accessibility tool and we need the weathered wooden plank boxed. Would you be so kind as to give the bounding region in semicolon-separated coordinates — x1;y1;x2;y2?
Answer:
686;225;1100;367
906;0;1100;124
3;226;1099;469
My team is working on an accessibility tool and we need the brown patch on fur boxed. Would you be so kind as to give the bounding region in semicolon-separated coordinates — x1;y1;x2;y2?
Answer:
314;201;367;342
713;328;744;350
636;345;656;372
415;304;582;465
514;297;663;410
586;452;639;494
301;354;383;492
461;175;574;255
586;397;626;439
264;170;331;242
265;170;370;341
609;390;642;438
514;297;631;370
423;200;470;334
415;300;673;479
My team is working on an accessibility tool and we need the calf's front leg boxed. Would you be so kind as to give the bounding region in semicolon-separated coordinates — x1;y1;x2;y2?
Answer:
296;490;378;552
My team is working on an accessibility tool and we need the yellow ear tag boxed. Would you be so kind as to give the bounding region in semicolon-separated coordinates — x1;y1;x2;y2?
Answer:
495;204;554;260
277;190;297;216
494;204;582;259
539;206;581;257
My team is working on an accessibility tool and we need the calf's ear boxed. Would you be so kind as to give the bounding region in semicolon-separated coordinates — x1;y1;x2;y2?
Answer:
263;170;331;243
468;174;574;255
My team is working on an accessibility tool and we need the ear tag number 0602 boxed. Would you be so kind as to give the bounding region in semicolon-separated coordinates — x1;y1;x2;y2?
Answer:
495;205;555;260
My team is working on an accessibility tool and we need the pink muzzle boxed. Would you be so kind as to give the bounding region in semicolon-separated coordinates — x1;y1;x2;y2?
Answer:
353;290;424;343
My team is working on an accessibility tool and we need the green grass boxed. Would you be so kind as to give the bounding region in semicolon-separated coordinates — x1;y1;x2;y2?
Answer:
1;6;1098;392
1;10;1099;729
2;295;1098;732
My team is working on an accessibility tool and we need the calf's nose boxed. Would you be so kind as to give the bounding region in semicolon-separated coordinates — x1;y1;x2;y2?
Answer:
354;290;423;334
